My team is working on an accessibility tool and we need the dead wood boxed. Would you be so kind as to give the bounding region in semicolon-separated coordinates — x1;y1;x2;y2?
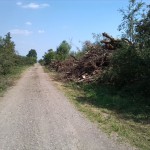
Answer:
48;32;131;82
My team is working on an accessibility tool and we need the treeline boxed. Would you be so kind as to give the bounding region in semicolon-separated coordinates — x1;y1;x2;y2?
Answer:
0;32;37;76
39;40;71;65
40;0;150;99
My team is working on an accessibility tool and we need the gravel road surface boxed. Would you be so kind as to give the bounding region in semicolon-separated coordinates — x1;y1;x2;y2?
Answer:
0;64;135;150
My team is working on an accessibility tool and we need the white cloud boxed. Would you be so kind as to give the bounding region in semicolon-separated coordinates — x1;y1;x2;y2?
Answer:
16;2;22;6
38;30;45;34
10;29;33;36
41;3;49;7
23;3;39;9
26;21;32;25
17;2;50;9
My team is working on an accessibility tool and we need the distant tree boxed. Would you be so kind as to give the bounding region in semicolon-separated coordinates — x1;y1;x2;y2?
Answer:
43;49;55;65
118;0;144;42
0;33;36;75
0;33;15;74
56;40;71;61
3;32;15;54
26;49;37;63
38;59;44;65
27;49;37;58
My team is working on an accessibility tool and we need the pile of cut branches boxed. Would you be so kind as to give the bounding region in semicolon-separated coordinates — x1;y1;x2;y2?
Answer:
48;33;130;82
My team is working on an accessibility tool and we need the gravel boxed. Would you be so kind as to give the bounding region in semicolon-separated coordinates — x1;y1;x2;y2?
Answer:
0;64;136;150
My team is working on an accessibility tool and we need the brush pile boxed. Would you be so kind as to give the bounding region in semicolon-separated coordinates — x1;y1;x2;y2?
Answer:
48;33;130;82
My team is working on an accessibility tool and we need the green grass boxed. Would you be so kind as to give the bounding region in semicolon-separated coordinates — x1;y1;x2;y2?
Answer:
66;83;150;150
47;70;150;150
0;66;29;96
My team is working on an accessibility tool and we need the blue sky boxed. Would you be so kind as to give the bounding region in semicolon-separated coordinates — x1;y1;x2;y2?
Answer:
0;0;149;59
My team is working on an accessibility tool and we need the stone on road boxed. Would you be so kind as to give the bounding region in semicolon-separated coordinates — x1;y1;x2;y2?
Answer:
0;64;134;150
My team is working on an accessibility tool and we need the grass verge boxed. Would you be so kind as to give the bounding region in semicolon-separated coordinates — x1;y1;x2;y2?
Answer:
46;68;150;150
0;66;29;96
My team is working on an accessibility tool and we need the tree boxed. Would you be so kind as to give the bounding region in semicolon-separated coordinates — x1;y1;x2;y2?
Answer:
26;49;37;63
3;32;15;54
136;5;150;49
0;33;16;74
43;49;55;65
26;49;37;58
56;40;71;61
118;0;144;43
0;33;36;75
38;59;44;65
103;2;150;97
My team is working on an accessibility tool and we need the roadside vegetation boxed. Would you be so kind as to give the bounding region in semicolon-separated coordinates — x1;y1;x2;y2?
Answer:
40;0;150;149
0;32;37;95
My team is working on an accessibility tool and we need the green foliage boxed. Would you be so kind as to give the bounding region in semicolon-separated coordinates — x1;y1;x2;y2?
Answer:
65;82;150;150
42;40;71;65
0;56;14;75
106;44;140;85
136;6;150;49
0;32;36;94
56;40;71;61
38;59;44;65
118;0;144;42
0;33;36;76
0;33;16;75
101;2;150;98
3;32;15;54
74;50;85;59
26;49;37;63
43;49;55;65
70;41;94;59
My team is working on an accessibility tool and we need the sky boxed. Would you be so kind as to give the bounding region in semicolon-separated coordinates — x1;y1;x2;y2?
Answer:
0;0;149;59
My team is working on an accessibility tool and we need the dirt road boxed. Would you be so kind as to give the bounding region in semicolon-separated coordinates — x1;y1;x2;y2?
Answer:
0;64;135;150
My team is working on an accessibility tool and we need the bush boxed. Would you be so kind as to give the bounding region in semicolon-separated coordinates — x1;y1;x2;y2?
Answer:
43;49;55;65
0;33;36;76
102;43;150;98
38;59;44;65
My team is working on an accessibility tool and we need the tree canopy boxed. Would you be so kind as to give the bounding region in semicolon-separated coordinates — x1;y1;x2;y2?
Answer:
0;33;36;75
118;0;144;42
26;49;37;63
43;49;55;65
56;40;71;61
